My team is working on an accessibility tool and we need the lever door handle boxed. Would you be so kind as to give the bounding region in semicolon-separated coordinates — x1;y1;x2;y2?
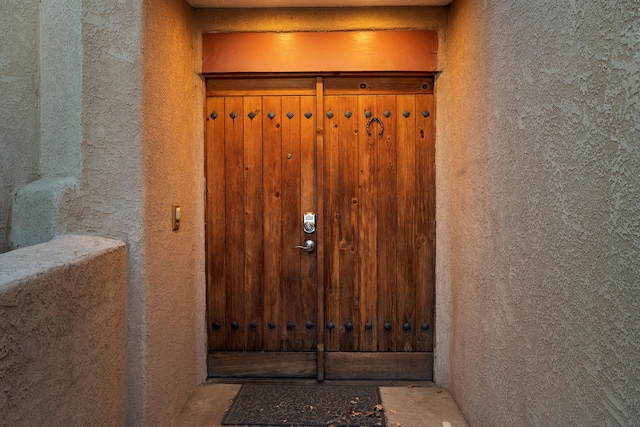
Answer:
295;240;316;253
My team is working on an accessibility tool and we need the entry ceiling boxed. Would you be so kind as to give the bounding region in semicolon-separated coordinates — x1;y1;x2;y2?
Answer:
187;0;451;7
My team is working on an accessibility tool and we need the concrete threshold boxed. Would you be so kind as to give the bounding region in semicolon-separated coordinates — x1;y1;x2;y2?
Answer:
171;381;468;427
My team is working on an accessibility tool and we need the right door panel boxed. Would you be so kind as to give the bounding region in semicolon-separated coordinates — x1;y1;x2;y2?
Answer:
322;77;435;379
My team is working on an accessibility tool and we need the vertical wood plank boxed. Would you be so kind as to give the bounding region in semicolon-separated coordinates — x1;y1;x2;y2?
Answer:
415;94;435;352
300;95;318;352
324;95;340;352
396;95;417;352
243;97;264;351
357;94;378;352
281;96;303;351
337;95;360;352
224;97;246;350
376;95;398;352
206;96;226;351
262;96;283;351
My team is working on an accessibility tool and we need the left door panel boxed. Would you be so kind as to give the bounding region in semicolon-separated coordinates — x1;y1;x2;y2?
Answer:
206;83;318;377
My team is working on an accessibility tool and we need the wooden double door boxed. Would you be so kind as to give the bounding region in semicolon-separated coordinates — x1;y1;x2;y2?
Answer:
206;76;435;380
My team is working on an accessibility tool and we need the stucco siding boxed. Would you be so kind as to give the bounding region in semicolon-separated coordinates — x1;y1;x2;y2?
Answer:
0;236;126;426
0;0;40;253
139;0;204;425
440;0;640;425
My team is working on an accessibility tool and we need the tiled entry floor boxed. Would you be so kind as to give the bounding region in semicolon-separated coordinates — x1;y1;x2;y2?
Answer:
171;381;469;427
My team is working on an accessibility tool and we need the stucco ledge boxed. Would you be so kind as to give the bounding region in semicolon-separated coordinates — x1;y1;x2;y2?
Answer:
0;235;127;426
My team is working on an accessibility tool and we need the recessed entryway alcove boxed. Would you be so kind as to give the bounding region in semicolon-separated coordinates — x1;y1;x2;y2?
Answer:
201;30;439;381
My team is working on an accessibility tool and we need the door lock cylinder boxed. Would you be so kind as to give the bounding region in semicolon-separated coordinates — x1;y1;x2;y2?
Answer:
303;212;316;234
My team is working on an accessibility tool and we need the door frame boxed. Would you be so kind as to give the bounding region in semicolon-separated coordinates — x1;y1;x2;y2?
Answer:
203;28;438;382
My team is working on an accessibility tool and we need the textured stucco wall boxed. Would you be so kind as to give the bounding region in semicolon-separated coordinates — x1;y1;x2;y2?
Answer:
438;0;640;425
2;1;205;425
40;0;82;178
0;0;40;253
4;0;145;251
10;177;78;248
136;0;205;425
7;0;85;251
8;0;143;252
0;235;126;426
32;2;150;420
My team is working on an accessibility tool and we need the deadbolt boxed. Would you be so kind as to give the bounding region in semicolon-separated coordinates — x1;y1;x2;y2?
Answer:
303;212;316;234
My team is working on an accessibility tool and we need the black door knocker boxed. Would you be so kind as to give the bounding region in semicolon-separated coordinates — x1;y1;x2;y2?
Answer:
366;117;384;136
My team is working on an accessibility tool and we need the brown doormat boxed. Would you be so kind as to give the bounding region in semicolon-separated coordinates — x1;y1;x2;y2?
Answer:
222;384;386;426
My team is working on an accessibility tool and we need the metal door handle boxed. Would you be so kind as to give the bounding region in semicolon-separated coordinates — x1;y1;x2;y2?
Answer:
295;240;315;253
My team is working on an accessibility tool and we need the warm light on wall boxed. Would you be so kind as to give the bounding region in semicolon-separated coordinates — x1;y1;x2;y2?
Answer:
276;33;295;42
354;32;374;43
187;0;452;6
202;31;439;73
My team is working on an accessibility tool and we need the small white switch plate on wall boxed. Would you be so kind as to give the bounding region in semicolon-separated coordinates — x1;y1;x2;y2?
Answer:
172;203;180;231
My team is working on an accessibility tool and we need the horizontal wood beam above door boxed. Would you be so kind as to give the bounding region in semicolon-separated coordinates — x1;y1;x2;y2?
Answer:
202;31;438;74
206;77;317;96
